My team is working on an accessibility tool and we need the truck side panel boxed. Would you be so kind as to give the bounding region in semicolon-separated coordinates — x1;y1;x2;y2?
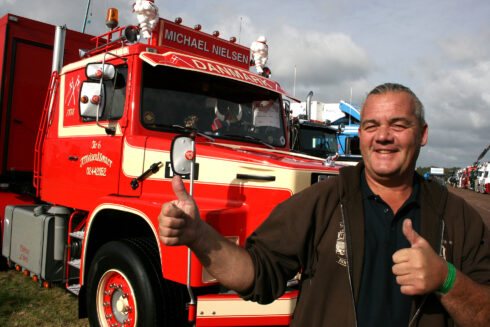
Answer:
4;40;52;173
0;14;94;178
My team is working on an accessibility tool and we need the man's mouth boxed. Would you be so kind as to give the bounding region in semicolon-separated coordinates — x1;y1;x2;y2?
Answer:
375;149;396;154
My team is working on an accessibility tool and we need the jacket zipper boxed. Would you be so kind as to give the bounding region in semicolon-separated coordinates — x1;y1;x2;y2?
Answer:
341;203;358;327
408;218;445;327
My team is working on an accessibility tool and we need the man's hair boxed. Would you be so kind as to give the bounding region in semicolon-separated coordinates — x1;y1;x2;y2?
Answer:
361;83;426;126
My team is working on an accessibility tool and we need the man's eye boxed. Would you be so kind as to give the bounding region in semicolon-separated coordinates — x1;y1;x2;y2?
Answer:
392;124;407;131
363;125;376;131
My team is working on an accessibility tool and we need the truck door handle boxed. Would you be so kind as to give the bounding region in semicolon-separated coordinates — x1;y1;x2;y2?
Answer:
236;174;275;181
68;156;79;161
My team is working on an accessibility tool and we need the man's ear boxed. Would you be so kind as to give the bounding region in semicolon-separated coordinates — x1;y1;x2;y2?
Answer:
420;123;428;147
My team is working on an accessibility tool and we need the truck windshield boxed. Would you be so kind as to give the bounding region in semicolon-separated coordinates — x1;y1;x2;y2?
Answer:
140;63;287;147
298;128;338;157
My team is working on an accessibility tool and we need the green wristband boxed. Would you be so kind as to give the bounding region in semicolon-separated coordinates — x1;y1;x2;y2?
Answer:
439;261;456;294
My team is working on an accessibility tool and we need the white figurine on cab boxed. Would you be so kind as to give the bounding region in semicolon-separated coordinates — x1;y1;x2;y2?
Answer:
250;36;268;75
133;0;159;39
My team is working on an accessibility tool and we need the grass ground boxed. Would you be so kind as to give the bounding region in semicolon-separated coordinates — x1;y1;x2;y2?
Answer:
0;269;88;326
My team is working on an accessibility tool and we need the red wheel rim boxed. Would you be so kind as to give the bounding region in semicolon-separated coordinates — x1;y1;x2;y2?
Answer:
96;269;137;327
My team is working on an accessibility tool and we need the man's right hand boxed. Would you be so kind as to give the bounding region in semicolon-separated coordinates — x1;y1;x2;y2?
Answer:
158;175;202;246
158;176;255;292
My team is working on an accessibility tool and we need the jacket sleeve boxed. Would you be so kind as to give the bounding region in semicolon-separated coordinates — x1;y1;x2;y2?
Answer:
239;178;338;304
445;193;490;285
459;200;490;285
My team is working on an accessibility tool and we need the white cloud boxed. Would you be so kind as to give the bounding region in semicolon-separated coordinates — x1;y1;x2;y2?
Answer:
272;27;373;83
416;48;490;167
265;25;374;103
197;13;375;103
437;28;490;63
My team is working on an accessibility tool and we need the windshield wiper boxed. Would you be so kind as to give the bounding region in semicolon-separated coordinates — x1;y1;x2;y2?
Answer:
223;134;274;149
146;123;215;142
172;125;215;142
245;136;275;149
152;124;214;142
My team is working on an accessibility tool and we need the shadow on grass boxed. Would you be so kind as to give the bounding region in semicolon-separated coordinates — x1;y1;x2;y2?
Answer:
0;290;35;325
0;273;37;326
0;270;89;326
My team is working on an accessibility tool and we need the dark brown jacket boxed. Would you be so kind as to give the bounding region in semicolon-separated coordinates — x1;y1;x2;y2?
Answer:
243;163;490;326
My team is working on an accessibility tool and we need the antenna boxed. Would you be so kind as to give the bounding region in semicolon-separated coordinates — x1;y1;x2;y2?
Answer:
293;65;297;97
239;17;242;44
82;0;92;33
349;87;352;125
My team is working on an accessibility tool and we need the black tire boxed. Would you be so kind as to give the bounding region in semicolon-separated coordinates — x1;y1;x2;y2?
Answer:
0;254;6;271
0;225;7;271
86;238;188;327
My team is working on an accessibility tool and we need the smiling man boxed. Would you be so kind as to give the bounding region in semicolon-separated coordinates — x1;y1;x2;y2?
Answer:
360;88;427;184
359;88;428;213
159;83;490;326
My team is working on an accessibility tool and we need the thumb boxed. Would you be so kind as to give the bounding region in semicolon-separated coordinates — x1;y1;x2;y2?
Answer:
403;218;423;247
171;175;191;201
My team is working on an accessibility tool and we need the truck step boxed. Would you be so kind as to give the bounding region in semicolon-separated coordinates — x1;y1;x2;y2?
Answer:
68;259;81;269
66;284;81;296
69;231;85;240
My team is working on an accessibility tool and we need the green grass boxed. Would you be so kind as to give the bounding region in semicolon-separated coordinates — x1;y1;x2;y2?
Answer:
0;269;88;326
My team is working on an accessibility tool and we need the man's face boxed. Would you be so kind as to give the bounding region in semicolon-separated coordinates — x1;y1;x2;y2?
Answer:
359;91;428;183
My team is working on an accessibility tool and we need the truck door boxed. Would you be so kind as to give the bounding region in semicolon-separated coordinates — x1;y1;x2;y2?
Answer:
41;63;128;208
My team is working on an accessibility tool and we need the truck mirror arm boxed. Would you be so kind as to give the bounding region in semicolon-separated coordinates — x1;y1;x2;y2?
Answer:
95;52;127;135
130;161;163;190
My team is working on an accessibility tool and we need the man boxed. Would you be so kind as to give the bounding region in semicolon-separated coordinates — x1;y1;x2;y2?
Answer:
159;83;490;326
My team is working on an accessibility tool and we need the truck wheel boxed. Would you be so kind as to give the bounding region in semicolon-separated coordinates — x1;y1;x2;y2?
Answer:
86;238;188;327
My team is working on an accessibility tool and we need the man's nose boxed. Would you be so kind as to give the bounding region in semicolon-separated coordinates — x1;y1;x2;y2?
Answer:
375;126;393;142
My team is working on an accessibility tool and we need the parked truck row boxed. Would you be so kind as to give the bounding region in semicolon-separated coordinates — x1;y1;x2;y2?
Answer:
449;163;490;194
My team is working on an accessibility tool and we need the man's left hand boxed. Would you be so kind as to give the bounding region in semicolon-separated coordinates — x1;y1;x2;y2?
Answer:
392;219;448;295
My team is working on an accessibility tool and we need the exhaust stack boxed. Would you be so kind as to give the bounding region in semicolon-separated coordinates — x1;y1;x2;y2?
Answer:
51;25;66;73
306;91;313;119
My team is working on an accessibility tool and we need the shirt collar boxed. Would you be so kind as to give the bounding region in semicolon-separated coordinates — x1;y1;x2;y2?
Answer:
360;169;420;206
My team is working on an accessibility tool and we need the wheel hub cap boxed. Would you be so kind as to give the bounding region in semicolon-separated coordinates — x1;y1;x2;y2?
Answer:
97;270;136;327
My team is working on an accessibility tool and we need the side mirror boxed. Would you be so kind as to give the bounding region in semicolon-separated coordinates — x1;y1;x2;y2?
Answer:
338;122;345;133
86;63;115;80
124;26;139;43
79;81;105;118
170;136;195;176
283;99;291;117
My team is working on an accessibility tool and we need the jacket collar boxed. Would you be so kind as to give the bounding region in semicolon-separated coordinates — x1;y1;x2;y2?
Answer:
338;162;365;302
418;174;447;253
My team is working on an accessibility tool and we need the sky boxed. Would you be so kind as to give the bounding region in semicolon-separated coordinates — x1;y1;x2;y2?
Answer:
1;0;489;168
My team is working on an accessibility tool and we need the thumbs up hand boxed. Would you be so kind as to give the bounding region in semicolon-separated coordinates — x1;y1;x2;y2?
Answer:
392;219;448;295
159;176;203;247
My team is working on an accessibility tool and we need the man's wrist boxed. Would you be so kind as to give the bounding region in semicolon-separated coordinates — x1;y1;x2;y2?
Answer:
439;261;456;294
188;218;209;251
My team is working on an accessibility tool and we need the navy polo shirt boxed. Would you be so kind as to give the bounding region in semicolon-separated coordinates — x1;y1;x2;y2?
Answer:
356;171;420;327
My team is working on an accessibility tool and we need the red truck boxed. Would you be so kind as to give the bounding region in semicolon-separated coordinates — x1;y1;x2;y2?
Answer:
1;10;343;327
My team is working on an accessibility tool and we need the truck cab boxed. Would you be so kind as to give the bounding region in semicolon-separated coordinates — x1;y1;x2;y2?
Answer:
288;92;361;165
289;117;339;157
